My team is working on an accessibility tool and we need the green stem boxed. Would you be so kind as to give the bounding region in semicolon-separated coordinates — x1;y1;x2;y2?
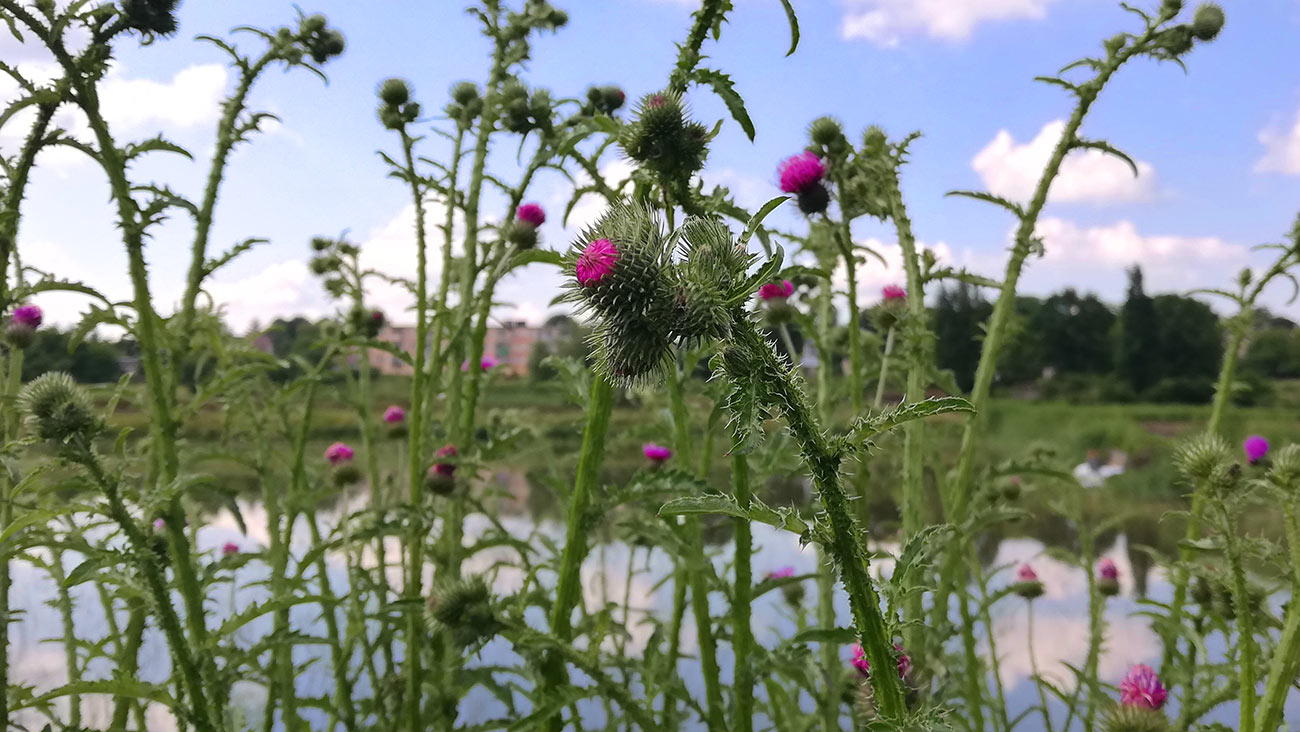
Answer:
542;376;615;732
872;327;895;409
833;218;864;414
731;453;754;732
1219;500;1257;732
733;316;906;718
48;545;81;727
307;513;356;732
1256;503;1300;732
111;604;147;729
976;569;1010;732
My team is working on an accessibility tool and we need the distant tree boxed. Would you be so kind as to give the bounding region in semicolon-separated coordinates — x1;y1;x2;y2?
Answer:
1243;328;1300;378
933;282;992;392
21;329;124;383
1034;289;1115;374
1150;294;1222;382
1117;266;1159;393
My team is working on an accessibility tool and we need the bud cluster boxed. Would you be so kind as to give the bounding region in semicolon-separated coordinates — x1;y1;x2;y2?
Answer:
290;13;346;65
581;85;627;117
499;80;554;135
119;0;179;37
377;78;421;131
446;82;483;128
561;203;755;384
427;576;504;648
1153;2;1224;57
619;92;710;186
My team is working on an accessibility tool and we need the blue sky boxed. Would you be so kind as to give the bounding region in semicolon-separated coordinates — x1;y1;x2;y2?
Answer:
6;0;1300;330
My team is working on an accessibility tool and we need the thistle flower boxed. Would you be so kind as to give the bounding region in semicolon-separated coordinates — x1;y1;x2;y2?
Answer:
766;567;796;580
1119;665;1167;710
576;238;619;287
462;357;499;372
643;443;672;465
517;203;546;227
1243;435;1269;464
6;303;42;348
222;542;240;556
778;151;825;195
154;518;166;531
757;280;794;301
1098;558;1120;597
383;405;406;424
881;285;906;302
433;444;458;476
849;642;910;679
325;442;355;466
767;566;803;605
1014;563;1044;599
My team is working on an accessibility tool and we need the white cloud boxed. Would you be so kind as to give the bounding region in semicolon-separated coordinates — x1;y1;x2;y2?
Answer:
973;120;1156;205
1255;107;1300;175
207;259;329;332
833;237;960;305
840;0;1057;46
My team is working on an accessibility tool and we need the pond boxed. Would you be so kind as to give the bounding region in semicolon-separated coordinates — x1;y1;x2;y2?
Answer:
7;475;1290;731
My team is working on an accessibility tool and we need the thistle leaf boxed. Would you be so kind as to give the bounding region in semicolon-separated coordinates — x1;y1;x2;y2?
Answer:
692;67;755;141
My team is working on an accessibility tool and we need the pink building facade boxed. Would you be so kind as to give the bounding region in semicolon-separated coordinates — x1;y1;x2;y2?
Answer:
369;321;541;377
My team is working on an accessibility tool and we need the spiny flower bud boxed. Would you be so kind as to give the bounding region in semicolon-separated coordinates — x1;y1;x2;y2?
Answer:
506;223;539;250
620;91;709;181
1160;0;1183;17
672;216;750;344
1173;432;1231;483
300;13;327;34
427;576;503;648
809;116;848;157
1100;705;1171;732
1157;25;1195;56
1097;558;1120;597
19;372;102;444
1191;3;1224;41
450;81;480;106
1266;444;1300;493
120;0;179;37
310;236;333;252
378;78;412;107
1012;563;1044;599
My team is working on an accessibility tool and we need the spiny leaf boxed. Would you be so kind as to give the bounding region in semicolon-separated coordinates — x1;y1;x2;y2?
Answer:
945;189;1025;218
738;195;788;249
1072;138;1140;178
692;67;755;141
790;627;856;644
511;248;563;269
841;396;976;453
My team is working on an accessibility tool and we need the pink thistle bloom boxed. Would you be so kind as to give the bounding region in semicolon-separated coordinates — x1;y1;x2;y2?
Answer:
433;444;458;476
11;304;41;328
153;518;166;531
324;442;354;466
222;542;240;556
383;405;406;423
850;642;910;679
1017;564;1038;582
643;443;672;464
481;356;498;370
882;285;906;302
766;566;797;580
777;151;825;195
516;203;546;227
576;238;618;287
1098;558;1119;581
757;280;794;301
1119;664;1167;709
1244;435;1269;464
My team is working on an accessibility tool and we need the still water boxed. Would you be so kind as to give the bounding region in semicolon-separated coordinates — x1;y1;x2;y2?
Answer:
7;480;1292;731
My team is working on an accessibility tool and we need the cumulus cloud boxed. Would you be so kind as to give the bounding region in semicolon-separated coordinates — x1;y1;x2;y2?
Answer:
973;120;1156;204
840;0;1058;46
833;237;962;306
1255;107;1300;175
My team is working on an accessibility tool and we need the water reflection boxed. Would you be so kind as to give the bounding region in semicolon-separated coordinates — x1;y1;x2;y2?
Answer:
7;473;1291;730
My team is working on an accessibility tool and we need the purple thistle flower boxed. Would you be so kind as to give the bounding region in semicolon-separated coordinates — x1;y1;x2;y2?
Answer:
153;518;166;531
576;238;618;287
757;280;794;301
849;642;910;679
324;442;354;466
882;285;906;302
383;405;406;424
777;151;825;195
222;542;240;556
11;304;42;329
1244;435;1269;464
766;566;797;580
1098;558;1119;581
1017;564;1038;582
433;444;458;476
516;203;546;227
643;443;672;464
1119;664;1167;709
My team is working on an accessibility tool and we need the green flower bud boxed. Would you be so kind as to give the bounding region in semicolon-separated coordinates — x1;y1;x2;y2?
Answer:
450;81;480;106
332;462;361;486
378;78;412;107
1160;0;1183;17
300;13;327;34
809;116;847;153
5;322;35;349
1157;25;1195;56
309;255;340;275
1100;705;1170;732
427;576;503;648
505;222;539;250
1173;433;1231;483
1266;444;1300;493
620;91;709;180
120;0;179;37
19;372;102;444
1191;3;1224;41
